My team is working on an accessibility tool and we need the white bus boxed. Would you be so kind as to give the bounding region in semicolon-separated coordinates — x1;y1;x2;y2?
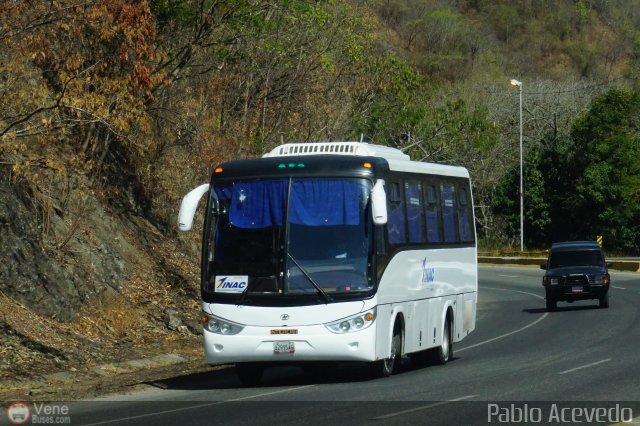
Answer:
178;142;477;385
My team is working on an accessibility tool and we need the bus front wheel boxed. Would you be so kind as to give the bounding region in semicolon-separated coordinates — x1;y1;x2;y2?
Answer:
372;327;402;378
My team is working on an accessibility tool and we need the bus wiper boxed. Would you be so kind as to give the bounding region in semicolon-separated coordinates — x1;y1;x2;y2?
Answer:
287;253;332;303
237;285;251;306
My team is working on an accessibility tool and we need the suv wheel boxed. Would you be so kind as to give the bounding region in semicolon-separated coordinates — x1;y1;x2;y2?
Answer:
599;294;609;309
546;298;557;312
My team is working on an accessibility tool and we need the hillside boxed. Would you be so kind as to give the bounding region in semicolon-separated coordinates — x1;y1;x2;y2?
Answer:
0;173;206;395
1;0;639;394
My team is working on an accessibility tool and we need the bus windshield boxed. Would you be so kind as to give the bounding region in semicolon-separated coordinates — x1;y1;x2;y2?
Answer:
205;178;373;301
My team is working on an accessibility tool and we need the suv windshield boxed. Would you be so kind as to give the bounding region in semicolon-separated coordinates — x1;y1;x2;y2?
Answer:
204;178;373;301
548;249;604;269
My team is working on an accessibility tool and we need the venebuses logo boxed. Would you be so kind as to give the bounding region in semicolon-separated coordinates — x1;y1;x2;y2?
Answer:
7;402;30;424
7;402;71;424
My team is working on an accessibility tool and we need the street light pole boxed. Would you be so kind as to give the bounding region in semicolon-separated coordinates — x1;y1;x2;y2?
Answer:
510;79;524;251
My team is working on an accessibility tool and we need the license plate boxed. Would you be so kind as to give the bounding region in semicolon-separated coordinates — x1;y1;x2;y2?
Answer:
572;286;583;293
273;341;295;354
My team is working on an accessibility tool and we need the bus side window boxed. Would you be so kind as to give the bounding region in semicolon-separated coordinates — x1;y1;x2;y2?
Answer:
387;182;406;244
405;182;425;243
424;184;441;243
458;185;473;242
441;182;458;242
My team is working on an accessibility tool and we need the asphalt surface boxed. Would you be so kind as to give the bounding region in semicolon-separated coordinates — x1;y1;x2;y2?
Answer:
28;266;640;426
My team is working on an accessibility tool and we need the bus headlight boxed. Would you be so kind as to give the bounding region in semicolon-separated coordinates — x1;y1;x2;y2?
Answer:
325;308;376;334
202;313;244;335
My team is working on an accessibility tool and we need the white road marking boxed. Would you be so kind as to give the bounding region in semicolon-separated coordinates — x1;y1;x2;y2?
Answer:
559;358;611;375
498;274;519;278
483;286;546;300
457;287;548;352
227;384;315;401
613;286;626;290
371;395;477;420
81;385;316;426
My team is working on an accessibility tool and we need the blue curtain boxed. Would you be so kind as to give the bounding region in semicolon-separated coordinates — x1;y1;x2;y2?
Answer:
214;179;365;228
405;182;424;243
215;180;288;228
441;184;457;242
289;180;362;226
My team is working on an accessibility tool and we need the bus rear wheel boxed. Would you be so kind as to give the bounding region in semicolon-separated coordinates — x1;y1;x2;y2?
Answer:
236;362;264;387
429;316;452;365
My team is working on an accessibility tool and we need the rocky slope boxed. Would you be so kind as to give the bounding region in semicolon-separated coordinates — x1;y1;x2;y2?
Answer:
0;169;208;394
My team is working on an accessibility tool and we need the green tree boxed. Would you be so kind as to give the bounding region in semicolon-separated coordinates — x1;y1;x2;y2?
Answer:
496;88;640;251
569;88;640;251
537;132;582;244
351;54;430;144
492;145;550;248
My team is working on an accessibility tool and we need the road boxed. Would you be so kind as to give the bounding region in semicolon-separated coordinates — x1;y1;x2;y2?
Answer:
63;266;640;425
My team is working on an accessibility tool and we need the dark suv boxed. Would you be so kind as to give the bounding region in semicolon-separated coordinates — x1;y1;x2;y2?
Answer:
541;241;612;311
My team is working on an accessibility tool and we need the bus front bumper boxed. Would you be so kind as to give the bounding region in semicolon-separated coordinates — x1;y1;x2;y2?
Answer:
203;323;378;364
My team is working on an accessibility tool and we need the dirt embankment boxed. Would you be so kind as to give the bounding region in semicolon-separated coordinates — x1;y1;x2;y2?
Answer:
0;167;210;400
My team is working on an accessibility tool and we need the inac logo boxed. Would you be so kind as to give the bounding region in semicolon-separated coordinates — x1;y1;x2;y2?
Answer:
421;257;435;285
215;275;249;293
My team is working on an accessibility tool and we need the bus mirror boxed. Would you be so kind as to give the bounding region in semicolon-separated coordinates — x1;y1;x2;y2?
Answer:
371;180;387;225
178;184;210;231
